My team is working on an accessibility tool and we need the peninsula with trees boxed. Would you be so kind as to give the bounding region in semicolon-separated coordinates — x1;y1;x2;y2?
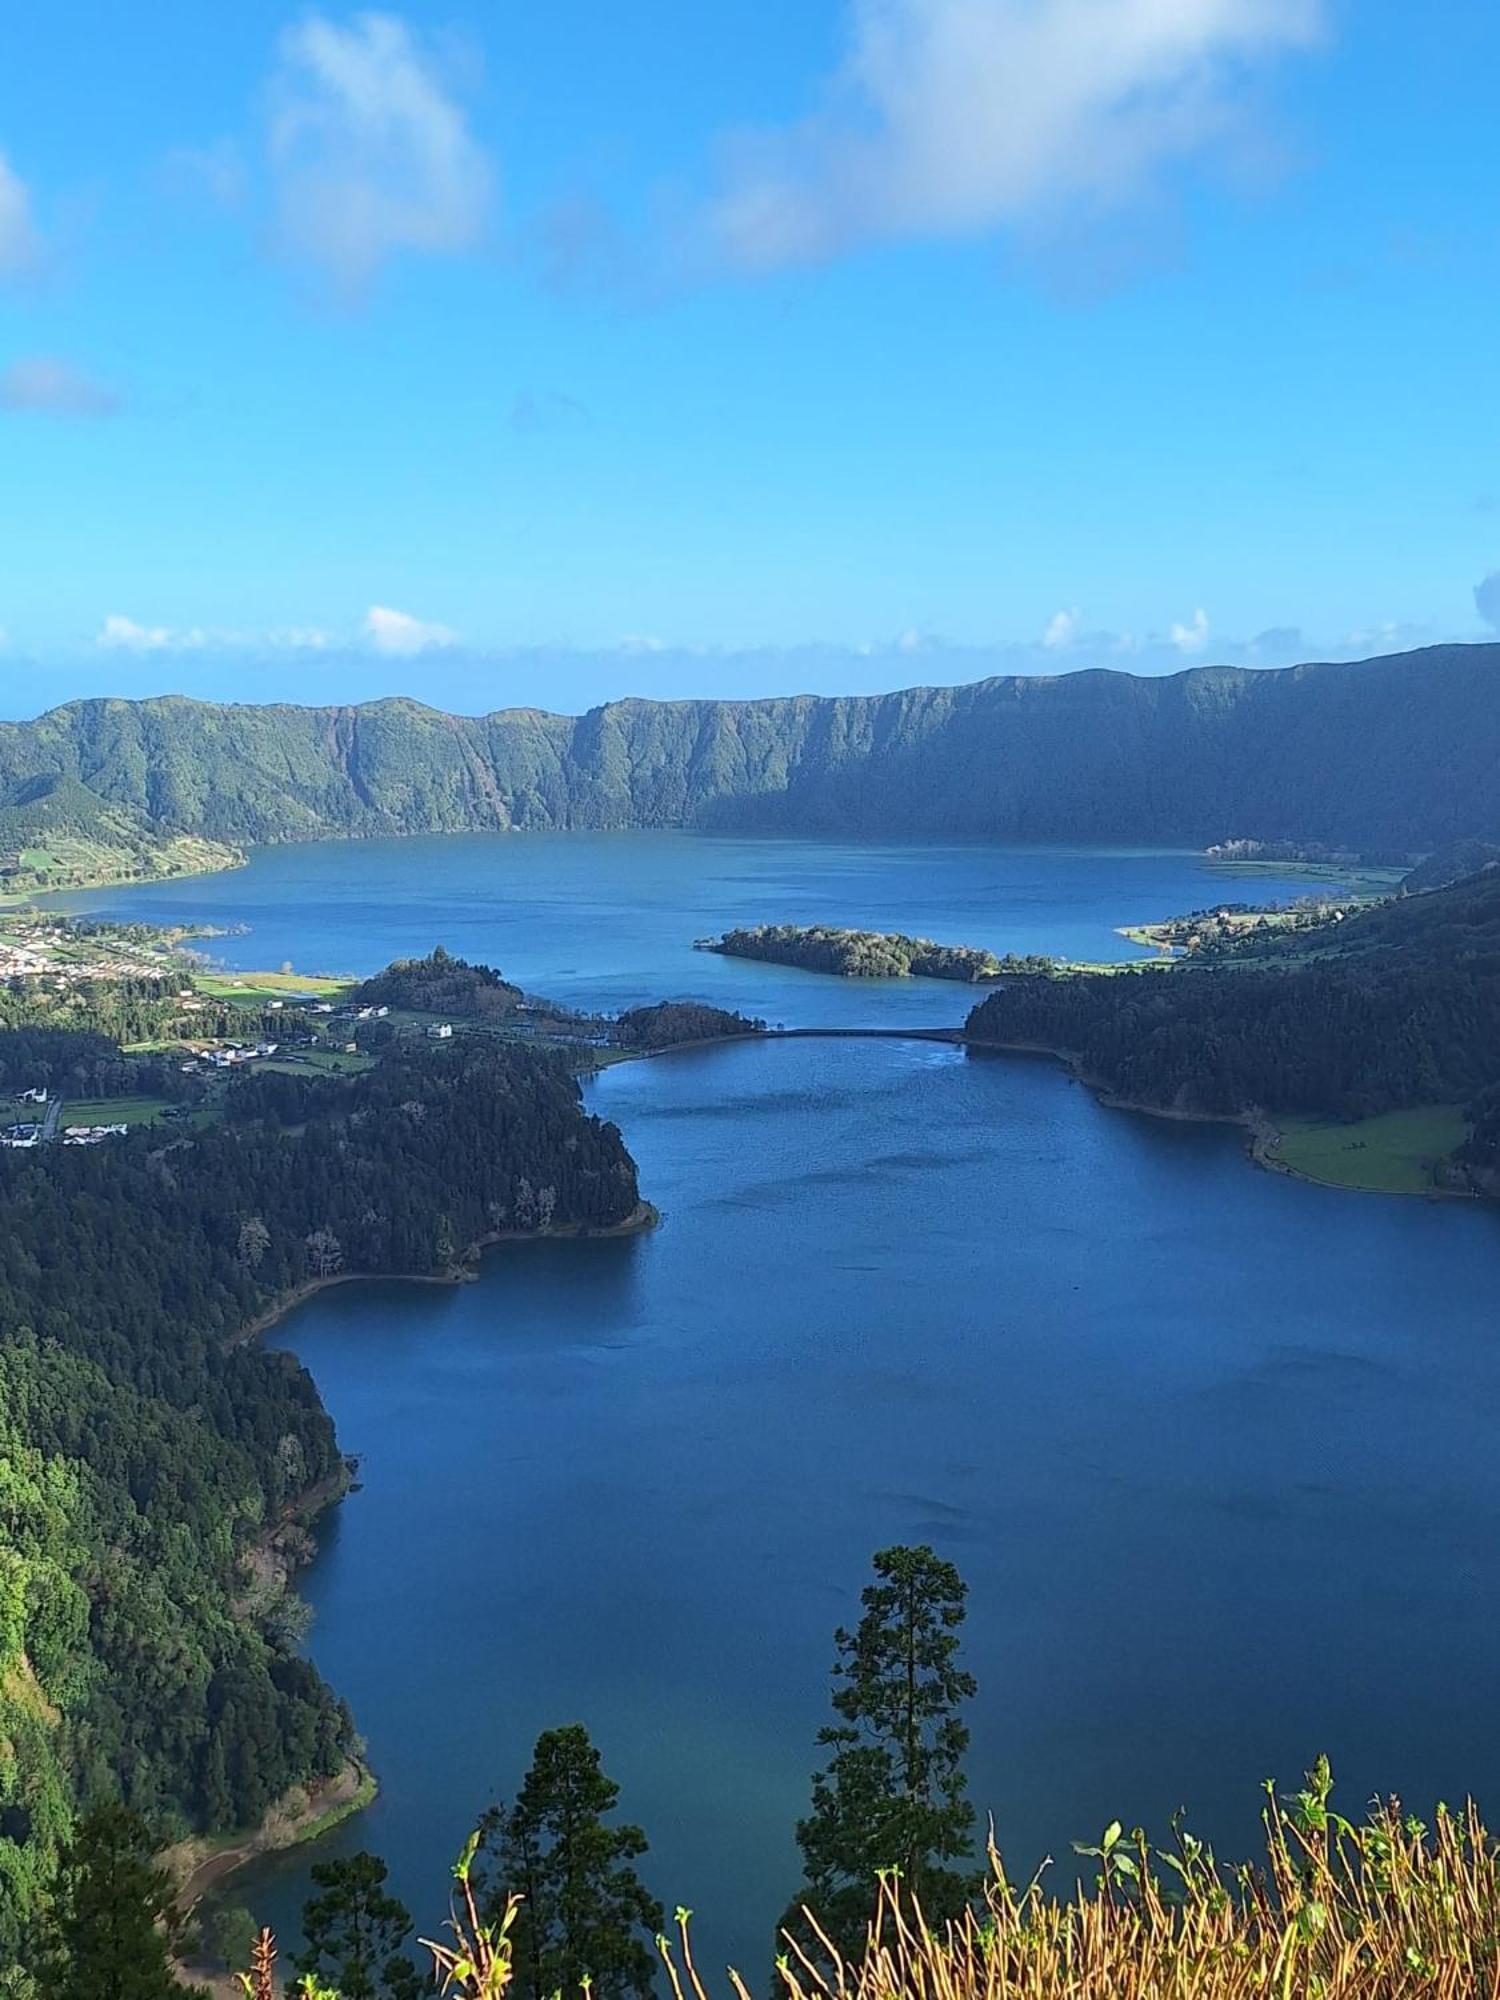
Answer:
964;861;1500;1198
700;924;1047;982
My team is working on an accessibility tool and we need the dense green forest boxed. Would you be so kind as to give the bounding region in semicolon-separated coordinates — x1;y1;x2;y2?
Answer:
964;867;1500;1142
349;945;524;1020
0;1030;641;1972
2;643;1499;855
707;925;1018;981
1401;839;1500;893
0;973;263;1077
612;999;764;1045
0;771;240;891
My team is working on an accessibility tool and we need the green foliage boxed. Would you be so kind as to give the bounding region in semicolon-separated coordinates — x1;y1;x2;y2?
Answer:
476;1725;664;2000
0;1024;641;1971
1;644;1498;851
294;1853;421;2000
785;1546;980;1967
966;865;1500;1127
613;1000;765;1045
0;772;240;892
1402;839;1500;893
38;1804;205;2000
711;926;1015;982
349;946;523;1020
198;1900;257;1971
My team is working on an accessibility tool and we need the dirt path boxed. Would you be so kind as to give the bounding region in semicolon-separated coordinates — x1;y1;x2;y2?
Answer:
167;1760;372;1916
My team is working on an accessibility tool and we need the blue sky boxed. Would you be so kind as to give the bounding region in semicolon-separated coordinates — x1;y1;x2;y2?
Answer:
1;0;1498;717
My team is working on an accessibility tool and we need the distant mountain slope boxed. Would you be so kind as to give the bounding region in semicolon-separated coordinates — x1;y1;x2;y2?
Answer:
0;771;241;891
1;642;1497;850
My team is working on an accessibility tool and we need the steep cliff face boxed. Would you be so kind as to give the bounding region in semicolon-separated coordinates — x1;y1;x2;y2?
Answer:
0;642;1496;850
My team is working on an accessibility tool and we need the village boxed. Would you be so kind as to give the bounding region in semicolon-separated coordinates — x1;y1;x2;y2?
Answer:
0;910;191;983
0;969;465;1148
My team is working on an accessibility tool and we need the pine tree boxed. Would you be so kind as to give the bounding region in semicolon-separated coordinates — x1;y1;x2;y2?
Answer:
293;1852;420;2000
43;1804;205;2000
783;1545;980;1966
479;1724;664;2000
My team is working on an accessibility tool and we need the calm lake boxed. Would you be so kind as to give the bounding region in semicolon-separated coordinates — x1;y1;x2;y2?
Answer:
68;836;1500;1976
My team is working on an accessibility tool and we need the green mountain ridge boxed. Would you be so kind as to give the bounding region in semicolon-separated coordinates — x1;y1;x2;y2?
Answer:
0;772;242;892
2;641;1498;852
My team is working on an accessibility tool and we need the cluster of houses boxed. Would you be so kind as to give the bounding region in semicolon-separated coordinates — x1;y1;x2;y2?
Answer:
0;925;171;983
1;1087;47;1149
62;1122;128;1146
181;1040;281;1072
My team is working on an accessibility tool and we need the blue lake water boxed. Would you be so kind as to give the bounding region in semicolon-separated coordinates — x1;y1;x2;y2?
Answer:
67;836;1500;1977
59;830;1343;1026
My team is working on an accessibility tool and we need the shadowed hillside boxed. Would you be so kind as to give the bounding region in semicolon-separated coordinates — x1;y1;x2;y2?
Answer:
1;642;1498;854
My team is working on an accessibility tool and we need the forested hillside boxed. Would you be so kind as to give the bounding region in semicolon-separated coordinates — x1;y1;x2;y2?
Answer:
0;1038;641;1970
1;642;1498;854
964;867;1500;1149
0;771;240;891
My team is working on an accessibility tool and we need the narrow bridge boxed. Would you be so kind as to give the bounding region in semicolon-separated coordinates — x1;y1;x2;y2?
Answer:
768;1025;964;1045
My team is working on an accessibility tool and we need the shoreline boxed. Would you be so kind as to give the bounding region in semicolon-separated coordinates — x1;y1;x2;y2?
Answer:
5;845;249;909
232;1199;660;1348
962;1035;1481;1201
178;1199;660;1932
167;1758;377;1918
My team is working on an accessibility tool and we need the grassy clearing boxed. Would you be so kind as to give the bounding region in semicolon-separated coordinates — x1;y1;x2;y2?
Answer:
61;1095;174;1128
256;1051;375;1076
1270;1105;1469;1193
196;969;352;1005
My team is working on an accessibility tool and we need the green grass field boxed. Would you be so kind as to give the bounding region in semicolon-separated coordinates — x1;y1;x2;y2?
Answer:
256;1050;375;1076
61;1095;174;1129
196;970;352;1006
1270;1105;1470;1194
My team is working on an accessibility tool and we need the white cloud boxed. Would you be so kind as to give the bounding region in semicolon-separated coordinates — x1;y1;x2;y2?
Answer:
0;356;119;418
713;0;1322;269
1474;572;1500;632
0;152;39;278
363;604;458;654
97;615;207;652
1043;606;1082;649
268;12;495;296
1170;607;1211;653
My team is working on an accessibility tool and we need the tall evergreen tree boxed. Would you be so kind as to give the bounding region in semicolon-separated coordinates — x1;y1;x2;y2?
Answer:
783;1545;980;1965
478;1725;664;2000
293;1852;420;2000
42;1804;204;2000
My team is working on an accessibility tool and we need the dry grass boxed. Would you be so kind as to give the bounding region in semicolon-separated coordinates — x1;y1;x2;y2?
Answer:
256;1765;1500;1999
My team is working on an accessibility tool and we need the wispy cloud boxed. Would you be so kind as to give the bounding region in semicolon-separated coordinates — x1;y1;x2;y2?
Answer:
1170;607;1211;654
713;0;1322;270
1042;607;1082;649
1;356;119;418
1475;571;1500;632
0;151;39;278
363;604;458;654
97;615;207;652
267;12;495;297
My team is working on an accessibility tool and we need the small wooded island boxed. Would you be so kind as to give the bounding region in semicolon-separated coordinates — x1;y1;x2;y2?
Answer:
700;924;1057;982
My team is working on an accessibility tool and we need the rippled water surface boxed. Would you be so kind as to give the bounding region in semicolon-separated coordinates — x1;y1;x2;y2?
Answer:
72;838;1500;1973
